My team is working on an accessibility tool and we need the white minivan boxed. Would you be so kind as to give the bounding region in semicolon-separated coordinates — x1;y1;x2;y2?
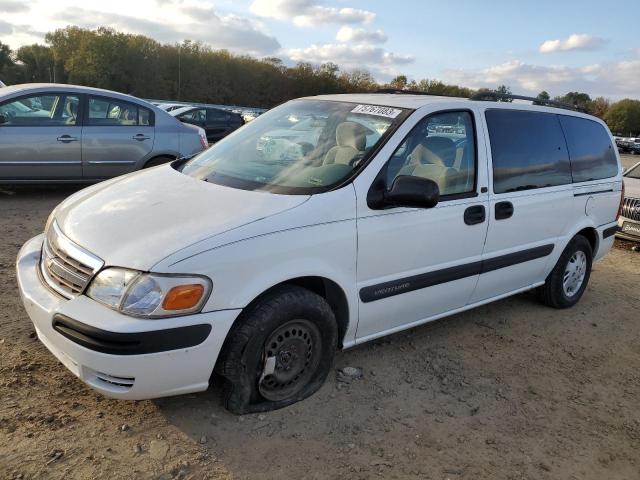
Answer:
17;92;623;413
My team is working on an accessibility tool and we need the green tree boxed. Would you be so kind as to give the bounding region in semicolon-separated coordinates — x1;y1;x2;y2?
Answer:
388;75;408;90
495;84;513;102
0;41;12;70
589;96;610;119
555;91;592;110
15;44;54;82
604;99;640;136
28;26;478;108
537;90;550;100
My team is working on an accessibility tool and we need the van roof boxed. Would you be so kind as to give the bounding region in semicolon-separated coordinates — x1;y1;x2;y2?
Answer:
304;92;599;120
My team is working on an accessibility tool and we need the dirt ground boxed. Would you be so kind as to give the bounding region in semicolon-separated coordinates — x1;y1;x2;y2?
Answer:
1;158;639;480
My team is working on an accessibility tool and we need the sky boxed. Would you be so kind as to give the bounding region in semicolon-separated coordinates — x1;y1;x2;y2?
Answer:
0;0;638;99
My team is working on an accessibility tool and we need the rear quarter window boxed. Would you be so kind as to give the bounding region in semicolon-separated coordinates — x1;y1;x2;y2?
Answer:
486;109;572;193
558;115;618;182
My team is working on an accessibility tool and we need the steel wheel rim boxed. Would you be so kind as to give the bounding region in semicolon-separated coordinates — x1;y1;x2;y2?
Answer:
563;250;587;297
258;319;322;402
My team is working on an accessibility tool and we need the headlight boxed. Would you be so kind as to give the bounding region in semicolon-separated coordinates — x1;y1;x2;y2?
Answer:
86;267;212;318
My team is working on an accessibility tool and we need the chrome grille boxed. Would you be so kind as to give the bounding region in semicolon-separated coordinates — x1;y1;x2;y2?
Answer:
621;197;640;221
40;222;104;298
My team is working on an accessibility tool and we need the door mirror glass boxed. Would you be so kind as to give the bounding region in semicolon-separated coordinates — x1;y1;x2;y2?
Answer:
385;175;440;209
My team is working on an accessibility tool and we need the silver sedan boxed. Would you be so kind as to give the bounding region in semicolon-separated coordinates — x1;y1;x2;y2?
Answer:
0;84;207;183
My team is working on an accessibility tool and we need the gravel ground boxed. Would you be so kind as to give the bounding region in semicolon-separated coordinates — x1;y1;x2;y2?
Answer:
1;161;639;479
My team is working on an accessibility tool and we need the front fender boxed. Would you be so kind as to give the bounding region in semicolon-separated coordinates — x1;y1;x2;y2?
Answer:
156;218;359;344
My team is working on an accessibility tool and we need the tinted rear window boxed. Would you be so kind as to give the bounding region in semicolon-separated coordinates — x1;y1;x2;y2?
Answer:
486;109;572;193
558;115;618;182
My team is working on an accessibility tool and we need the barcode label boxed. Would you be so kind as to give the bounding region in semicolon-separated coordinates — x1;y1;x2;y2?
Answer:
351;104;402;118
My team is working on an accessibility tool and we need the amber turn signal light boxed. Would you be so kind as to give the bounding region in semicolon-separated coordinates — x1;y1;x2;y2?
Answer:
162;284;205;311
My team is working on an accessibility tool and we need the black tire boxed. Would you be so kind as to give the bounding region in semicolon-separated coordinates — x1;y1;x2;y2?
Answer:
214;285;338;414
143;156;174;168
537;235;593;309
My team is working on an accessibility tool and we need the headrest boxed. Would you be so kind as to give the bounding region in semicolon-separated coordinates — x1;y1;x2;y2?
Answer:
411;136;456;167
336;121;367;151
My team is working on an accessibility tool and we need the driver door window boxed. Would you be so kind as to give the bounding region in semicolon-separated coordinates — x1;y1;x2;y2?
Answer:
0;94;80;126
385;111;476;197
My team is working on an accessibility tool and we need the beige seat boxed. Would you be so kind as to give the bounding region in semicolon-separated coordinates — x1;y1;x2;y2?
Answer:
398;136;458;194
323;122;367;165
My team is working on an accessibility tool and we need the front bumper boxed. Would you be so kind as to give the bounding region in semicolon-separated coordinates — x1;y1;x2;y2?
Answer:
16;234;240;400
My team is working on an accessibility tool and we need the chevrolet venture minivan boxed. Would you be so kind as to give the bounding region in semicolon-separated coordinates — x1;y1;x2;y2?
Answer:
17;92;623;414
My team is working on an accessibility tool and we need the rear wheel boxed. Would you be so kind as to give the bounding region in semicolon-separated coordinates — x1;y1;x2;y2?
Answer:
537;235;593;308
215;285;337;414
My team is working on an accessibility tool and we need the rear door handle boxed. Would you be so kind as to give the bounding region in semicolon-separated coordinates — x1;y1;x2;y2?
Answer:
464;205;486;225
132;134;150;141
57;135;78;143
495;201;514;220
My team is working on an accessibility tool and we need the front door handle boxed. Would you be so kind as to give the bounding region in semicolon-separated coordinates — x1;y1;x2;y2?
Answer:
132;134;150;141
464;205;486;225
57;135;78;143
495;201;514;220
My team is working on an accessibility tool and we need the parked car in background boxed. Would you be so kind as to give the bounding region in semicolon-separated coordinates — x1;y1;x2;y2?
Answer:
171;105;244;143
0;84;207;182
156;102;192;112
617;137;640;154
16;92;622;414
618;161;640;241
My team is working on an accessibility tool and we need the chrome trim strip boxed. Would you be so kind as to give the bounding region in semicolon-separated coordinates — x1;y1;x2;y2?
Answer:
0;161;82;165
86;160;137;165
50;221;104;272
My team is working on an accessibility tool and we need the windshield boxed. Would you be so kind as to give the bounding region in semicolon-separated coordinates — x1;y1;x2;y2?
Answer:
625;163;640;179
180;99;409;194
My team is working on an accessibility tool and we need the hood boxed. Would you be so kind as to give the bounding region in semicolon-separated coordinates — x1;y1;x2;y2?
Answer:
55;166;309;270
624;175;640;199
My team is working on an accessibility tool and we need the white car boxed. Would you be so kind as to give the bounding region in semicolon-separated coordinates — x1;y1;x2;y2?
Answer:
618;161;640;240
16;92;623;413
0;80;6;88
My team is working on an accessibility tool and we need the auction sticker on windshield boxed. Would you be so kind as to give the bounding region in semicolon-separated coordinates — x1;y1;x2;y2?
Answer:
351;104;402;118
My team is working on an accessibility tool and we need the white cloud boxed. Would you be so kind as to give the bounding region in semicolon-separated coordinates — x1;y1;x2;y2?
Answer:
444;59;640;99
0;0;281;56
0;20;12;35
250;0;375;27
287;42;413;75
336;26;386;44
0;0;30;13
539;33;606;53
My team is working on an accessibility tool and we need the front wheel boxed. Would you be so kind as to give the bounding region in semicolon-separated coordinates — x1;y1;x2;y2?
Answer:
537;235;593;308
215;285;337;414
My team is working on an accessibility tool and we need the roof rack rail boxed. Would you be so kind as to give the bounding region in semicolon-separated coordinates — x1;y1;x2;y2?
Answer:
469;91;587;113
374;88;464;99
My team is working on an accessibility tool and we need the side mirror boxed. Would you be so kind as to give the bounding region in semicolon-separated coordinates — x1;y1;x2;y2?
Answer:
382;175;440;209
0;114;6;125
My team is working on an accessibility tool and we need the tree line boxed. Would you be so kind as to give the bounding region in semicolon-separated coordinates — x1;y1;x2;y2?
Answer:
0;26;639;134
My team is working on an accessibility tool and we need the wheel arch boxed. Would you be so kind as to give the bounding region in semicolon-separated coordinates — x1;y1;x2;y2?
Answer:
237;276;351;349
574;226;599;256
142;154;177;169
